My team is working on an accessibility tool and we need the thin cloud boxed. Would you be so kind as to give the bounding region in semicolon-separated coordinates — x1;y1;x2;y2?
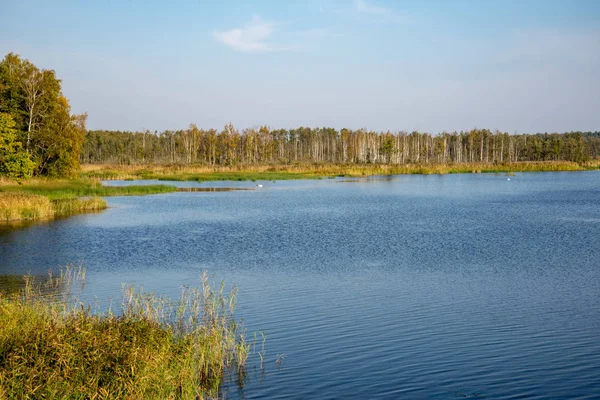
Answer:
354;0;391;16
352;0;409;23
213;16;286;53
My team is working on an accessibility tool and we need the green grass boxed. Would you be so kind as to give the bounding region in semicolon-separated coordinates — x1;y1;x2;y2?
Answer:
150;171;319;182
52;197;107;217
0;179;177;222
0;178;177;200
80;160;598;183
3;160;597;222
0;266;251;399
0;192;107;223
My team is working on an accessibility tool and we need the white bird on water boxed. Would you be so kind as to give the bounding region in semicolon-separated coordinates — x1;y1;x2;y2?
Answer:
507;178;511;181
257;184;263;187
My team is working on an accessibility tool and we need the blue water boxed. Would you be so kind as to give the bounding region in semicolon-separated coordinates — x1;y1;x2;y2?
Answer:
2;172;600;399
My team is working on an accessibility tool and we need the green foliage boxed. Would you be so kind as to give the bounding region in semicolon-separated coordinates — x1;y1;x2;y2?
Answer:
0;112;35;181
0;112;19;153
379;135;396;163
1;151;36;181
0;53;86;178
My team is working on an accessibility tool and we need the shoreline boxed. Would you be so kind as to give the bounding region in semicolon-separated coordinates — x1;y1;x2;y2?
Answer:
0;179;176;224
82;160;600;182
2;161;599;224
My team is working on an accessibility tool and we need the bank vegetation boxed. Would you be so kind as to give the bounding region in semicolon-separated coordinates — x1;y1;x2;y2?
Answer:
0;178;176;223
0;267;250;399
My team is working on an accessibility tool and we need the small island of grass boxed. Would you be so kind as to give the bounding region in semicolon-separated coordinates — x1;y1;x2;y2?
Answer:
0;178;176;223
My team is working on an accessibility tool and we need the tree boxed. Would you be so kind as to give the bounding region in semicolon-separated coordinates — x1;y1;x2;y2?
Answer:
0;53;85;177
36;96;87;176
0;113;35;182
380;135;396;164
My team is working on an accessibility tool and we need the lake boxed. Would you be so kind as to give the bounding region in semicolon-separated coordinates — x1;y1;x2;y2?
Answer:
1;172;600;399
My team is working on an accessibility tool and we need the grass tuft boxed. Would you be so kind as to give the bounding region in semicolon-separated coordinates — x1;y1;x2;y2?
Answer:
0;191;106;222
0;267;251;399
0;192;53;221
0;179;177;223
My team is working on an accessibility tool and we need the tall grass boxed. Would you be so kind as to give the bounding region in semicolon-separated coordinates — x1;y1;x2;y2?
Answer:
0;179;177;222
0;192;53;221
52;197;107;217
0;178;177;200
0;268;251;399
80;160;595;182
0;191;106;222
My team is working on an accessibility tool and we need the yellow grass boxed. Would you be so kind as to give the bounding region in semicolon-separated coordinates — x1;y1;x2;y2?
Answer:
0;267;252;399
0;192;53;221
80;160;592;181
0;191;106;222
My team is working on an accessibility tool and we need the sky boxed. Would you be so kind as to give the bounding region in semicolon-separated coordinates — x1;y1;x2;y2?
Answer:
1;0;599;133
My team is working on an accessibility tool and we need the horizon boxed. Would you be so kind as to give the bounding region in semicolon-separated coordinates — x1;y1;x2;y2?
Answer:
2;0;599;134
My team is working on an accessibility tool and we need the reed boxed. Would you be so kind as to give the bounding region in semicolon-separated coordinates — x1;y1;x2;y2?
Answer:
0;192;53;221
0;268;251;399
80;160;593;182
52;197;107;217
0;191;106;222
0;179;177;222
0;178;177;200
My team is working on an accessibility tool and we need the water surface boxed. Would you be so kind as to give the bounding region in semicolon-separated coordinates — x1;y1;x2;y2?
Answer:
1;172;600;399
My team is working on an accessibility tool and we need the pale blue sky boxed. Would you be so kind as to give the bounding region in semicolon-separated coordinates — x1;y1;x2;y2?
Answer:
1;0;599;133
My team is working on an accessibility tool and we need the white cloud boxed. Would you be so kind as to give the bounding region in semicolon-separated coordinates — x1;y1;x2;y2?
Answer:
213;16;284;53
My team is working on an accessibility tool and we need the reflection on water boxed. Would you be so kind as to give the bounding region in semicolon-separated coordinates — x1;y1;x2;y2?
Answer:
1;172;600;399
0;274;26;295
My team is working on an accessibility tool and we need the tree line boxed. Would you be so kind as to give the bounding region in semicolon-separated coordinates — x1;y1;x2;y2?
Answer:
2;52;598;180
0;53;86;179
83;125;600;166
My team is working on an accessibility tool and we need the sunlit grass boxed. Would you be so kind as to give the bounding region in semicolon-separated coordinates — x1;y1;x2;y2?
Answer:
3;161;594;222
80;160;592;182
0;178;177;200
0;190;105;223
0;179;177;222
582;159;600;170
0;267;251;399
52;197;107;217
0;192;53;221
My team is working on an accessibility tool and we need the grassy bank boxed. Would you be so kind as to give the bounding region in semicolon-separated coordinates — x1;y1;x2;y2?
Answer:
0;192;106;222
3;161;598;222
0;178;177;200
0;267;250;399
81;160;600;182
0;178;177;223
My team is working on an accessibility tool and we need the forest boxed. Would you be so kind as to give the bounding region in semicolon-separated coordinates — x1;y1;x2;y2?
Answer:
2;52;600;181
83;125;600;166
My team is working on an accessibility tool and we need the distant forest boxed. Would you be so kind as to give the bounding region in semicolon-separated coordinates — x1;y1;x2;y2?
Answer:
83;126;600;165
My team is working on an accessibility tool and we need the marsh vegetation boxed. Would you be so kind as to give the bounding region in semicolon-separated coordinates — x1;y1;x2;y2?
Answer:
0;179;176;222
81;160;599;182
0;266;250;399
